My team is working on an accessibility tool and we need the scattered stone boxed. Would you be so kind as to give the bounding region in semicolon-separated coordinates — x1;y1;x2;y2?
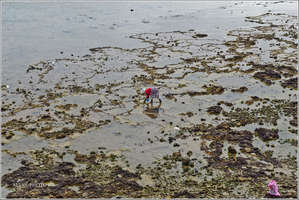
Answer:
207;106;222;115
255;128;279;141
231;86;248;93
253;70;281;85
289;119;297;127
192;33;208;38
173;143;180;147
281;77;297;90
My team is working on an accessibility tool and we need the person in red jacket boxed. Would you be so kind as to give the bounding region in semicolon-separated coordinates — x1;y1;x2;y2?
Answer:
142;87;162;104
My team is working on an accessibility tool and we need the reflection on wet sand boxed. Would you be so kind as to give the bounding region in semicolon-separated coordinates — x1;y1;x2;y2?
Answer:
143;102;162;119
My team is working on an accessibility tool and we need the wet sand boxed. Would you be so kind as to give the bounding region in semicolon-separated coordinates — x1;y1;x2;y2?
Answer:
1;1;298;198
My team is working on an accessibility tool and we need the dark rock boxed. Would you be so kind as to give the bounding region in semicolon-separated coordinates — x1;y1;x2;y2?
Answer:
168;137;176;144
281;77;297;90
231;86;248;93
184;123;211;133
264;193;281;198
255;128;279;141
228;146;237;157
289;119;297;127
173;190;196;198
173;143;180;147
207;106;222;115
253;70;281;85
218;101;233;107
111;166;140;179
192;33;208;38
181;158;191;166
203;84;225;95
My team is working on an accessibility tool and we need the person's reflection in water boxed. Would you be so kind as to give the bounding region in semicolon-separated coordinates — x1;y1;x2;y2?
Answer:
143;101;162;119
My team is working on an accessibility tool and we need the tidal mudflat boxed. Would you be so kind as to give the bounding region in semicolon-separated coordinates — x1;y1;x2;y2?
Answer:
1;1;298;198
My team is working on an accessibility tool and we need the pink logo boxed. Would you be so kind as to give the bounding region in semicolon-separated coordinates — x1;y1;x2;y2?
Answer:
268;180;280;196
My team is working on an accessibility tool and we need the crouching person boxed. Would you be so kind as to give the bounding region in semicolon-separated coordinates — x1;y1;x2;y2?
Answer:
142;87;162;104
